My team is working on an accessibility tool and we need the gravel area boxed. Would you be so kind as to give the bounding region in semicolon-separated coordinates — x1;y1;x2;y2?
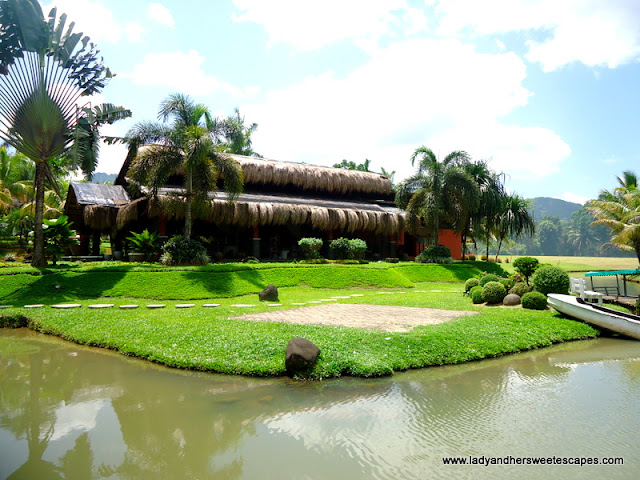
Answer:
231;303;478;332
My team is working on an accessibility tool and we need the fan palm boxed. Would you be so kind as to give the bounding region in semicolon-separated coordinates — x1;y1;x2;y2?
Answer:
126;93;244;239
0;0;130;266
395;146;479;246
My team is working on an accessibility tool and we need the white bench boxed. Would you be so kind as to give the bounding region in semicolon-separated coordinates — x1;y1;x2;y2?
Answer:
570;277;604;305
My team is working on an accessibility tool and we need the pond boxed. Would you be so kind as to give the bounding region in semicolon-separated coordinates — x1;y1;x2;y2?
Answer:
1;329;639;479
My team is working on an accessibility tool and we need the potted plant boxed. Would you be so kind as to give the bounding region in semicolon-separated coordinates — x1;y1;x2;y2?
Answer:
126;230;159;262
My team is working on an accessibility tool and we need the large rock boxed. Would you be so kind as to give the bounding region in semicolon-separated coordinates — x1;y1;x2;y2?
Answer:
285;337;320;375
503;293;521;306
259;284;279;302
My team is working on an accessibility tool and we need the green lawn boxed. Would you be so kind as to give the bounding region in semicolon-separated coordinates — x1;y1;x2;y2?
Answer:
0;261;599;378
501;255;639;274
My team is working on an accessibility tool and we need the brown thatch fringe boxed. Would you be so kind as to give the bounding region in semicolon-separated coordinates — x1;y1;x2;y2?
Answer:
84;205;117;232
116;198;147;230
231;155;393;195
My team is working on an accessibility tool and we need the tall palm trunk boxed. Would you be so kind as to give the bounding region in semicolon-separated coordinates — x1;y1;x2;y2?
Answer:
184;168;193;239
31;161;46;266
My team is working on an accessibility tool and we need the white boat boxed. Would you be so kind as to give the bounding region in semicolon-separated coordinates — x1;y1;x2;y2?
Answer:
547;293;640;340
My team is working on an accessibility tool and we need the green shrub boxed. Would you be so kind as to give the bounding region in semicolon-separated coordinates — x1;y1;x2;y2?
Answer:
126;229;159;259
513;256;540;284
500;278;515;290
464;278;479;293
510;282;533;297
479;274;499;286
330;238;353;260
465;253;476;261
521;291;548;310
532;265;570;295
482;281;507;304
41;216;78;265
470;285;484;304
298;238;323;259
350;238;367;260
416;244;452;264
161;236;209;266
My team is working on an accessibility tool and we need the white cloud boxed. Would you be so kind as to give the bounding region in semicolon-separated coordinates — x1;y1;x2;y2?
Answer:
147;3;175;28
43;0;144;44
124;50;260;98
232;0;421;52
561;192;588;205
433;0;640;71
242;38;569;181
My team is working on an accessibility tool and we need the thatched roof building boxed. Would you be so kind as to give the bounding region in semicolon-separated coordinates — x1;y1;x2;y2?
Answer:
64;182;130;233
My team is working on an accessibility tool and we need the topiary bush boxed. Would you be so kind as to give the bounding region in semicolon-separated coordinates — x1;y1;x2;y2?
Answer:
521;291;548;310
350;238;367;260
470;285;484;304
479;274;499;286
482;281;507;304
510;281;533;297
161;236;209;265
330;237;353;260
513;256;540;284
465;278;479;293
416;244;452;264
298;237;323;259
532;265;570;295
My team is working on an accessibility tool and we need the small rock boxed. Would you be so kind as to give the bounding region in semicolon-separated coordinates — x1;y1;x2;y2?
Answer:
503;293;521;306
259;284;279;302
285;337;320;376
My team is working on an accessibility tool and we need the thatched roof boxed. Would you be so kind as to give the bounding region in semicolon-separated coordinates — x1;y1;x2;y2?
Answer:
228;154;393;196
118;188;406;234
64;183;131;232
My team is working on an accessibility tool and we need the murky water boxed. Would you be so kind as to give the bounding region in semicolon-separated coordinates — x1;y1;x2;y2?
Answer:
1;329;639;479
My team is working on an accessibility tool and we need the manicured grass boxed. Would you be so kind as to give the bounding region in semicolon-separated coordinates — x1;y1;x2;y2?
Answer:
501;255;639;274
1;271;599;378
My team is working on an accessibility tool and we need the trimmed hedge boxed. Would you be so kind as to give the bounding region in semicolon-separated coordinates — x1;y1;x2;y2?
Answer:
522;291;548;310
482;281;507;304
532;266;570;295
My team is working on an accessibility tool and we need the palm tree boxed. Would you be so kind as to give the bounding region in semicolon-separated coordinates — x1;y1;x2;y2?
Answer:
395;146;479;246
587;172;640;263
126;93;244;239
461;160;504;258
0;146;31;212
0;0;130;266
493;194;535;260
215;108;262;157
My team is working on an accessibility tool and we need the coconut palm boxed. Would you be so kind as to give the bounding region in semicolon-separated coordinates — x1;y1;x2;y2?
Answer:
215;108;262;157
395;146;479;246
0;0;130;266
587;172;640;263
126;93;244;239
493;194;535;260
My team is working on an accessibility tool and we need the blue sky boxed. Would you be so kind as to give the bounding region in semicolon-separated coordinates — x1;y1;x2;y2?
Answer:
44;0;640;204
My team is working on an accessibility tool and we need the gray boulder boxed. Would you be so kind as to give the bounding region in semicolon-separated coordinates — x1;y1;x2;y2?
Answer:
285;337;320;375
503;293;521;306
259;284;279;302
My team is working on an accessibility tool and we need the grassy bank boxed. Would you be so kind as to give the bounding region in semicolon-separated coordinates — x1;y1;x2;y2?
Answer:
0;262;599;378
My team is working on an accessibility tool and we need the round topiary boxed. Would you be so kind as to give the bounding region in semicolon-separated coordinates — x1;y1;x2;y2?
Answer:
521;291;548;310
161;236;209;265
465;278;479;293
482;281;507;304
531;265;570;295
470;286;484;304
512;256;540;284
510;281;533;297
479;274;499;286
416;244;453;264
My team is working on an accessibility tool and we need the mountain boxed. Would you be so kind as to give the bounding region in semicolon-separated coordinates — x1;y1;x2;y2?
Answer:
90;172;117;184
528;197;582;221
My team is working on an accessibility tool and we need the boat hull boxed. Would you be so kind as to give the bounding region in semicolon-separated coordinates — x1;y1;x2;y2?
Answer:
548;294;640;340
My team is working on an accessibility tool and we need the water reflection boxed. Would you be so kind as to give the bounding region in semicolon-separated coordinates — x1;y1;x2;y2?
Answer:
1;330;639;479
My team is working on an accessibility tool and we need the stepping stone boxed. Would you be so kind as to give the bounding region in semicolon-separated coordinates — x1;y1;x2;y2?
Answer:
0;305;12;309
377;292;394;295
203;303;221;307
291;303;306;305
175;304;196;308
88;304;114;309
350;294;364;297
267;303;282;307
231;304;255;308
319;298;337;301
308;300;323;304
331;296;351;299
146;304;166;309
51;304;82;309
24;304;44;308
119;305;139;309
